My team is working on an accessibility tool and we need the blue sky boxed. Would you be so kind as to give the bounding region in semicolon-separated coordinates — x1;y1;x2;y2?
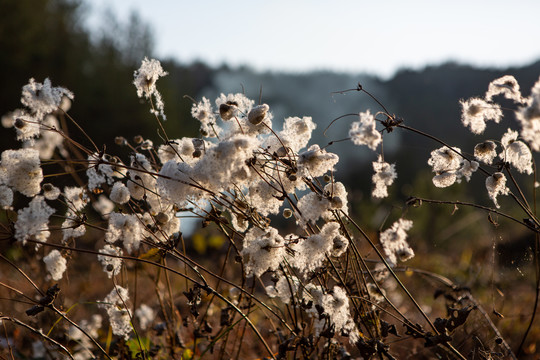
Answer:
88;0;540;78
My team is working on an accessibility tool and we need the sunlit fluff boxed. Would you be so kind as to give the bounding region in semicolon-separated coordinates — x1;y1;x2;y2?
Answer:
485;172;510;208
43;250;67;281
133;57;168;120
98;244;123;278
1;148;43;197
349;110;381;150
485;75;523;103
21;78;73;121
516;77;540;151
379;218;415;267
241;227;285;277
304;285;359;344
105;212;143;254
500;128;533;174
427;146;478;187
14;196;54;245
460;97;502;134
474;141;497;165
99;287;132;340
287;222;349;274
372;155;397;198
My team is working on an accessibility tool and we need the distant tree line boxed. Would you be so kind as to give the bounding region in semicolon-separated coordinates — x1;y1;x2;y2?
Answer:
0;0;214;151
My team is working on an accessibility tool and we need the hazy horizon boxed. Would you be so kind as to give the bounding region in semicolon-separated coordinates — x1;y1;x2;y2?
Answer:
87;0;540;78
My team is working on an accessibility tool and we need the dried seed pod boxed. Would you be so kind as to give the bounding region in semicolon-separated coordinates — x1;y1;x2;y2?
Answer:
114;136;125;145
283;208;293;218
219;103;235;120
276;146;287;157
14;118;25;129
192;139;204;157
133;135;143;144
192;138;204;149
192;149;202;158
248;104;269;125
155;212;170;225
141;140;153;150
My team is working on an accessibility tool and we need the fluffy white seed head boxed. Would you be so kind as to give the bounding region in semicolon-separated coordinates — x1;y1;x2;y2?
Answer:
21;78;73;121
62;218;86;243
133;57;168;120
110;182;131;204
485;75;523;103
93;195;115;219
349;110;381;150
379;219;415;267
98;244;123;278
1;148;43;197
372;155;397;198
43;250;67;281
15;196;55;245
298;144;339;178
192;97;220;137
500;128;533;174
486;172;510;208
99;287;132;340
105;212;143;254
241;227;285;277
516;77;540;151
63;186;88;212
474;141;497;164
460;97;502;134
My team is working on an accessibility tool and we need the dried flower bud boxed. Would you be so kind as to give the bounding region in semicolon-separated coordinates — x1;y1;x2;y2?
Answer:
14;118;25;129
192;149;202;158
219;103;235;120
283;209;293;218
248;104;269;125
276;146;287;157
141;140;153;150
155;212;169;225
192;138;204;149
133;135;143;144
115;136;125;145
42;183;54;192
323;174;331;182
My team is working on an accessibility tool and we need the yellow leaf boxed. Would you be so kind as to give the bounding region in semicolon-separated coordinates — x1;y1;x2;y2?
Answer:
208;234;225;248
138;248;162;261
192;233;207;254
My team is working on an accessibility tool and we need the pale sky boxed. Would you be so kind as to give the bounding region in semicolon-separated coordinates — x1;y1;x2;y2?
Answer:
88;0;540;78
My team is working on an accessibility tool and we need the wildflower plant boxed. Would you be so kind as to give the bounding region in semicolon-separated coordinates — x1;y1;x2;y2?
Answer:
0;59;539;360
